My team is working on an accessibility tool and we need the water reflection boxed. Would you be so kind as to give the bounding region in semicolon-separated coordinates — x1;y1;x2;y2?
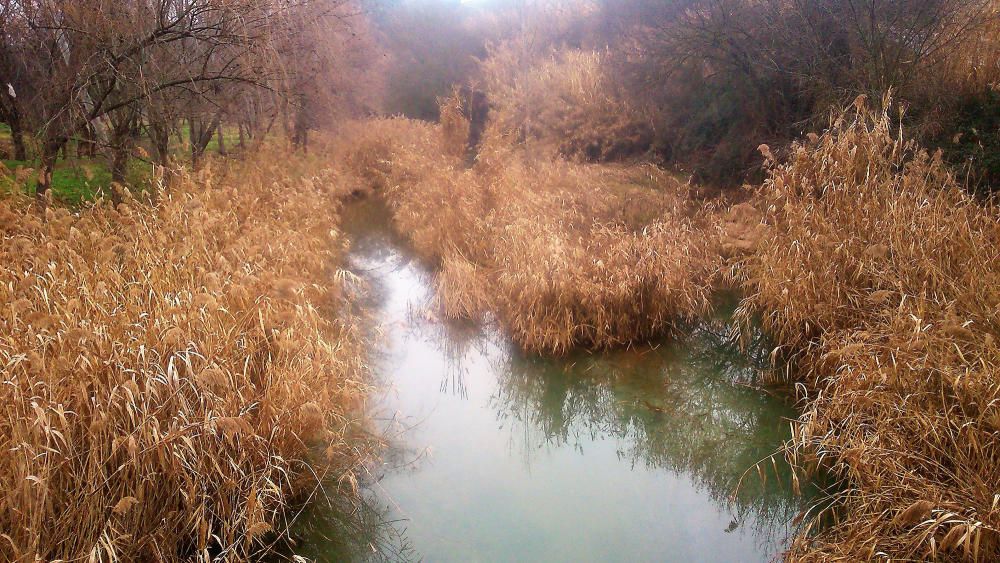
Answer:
288;199;812;562
491;311;804;549
271;494;414;562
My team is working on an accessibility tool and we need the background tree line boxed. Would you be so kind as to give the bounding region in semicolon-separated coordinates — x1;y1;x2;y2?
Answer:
3;0;996;194
370;0;1000;192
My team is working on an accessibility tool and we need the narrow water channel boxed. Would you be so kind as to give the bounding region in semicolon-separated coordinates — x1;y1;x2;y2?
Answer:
289;200;811;562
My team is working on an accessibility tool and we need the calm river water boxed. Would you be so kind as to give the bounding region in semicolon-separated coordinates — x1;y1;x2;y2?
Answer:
287;200;811;562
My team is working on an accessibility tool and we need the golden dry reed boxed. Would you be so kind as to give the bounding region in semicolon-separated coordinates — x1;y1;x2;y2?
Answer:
733;98;1000;560
438;86;471;160
0;148;369;560
335;110;719;354
479;42;652;161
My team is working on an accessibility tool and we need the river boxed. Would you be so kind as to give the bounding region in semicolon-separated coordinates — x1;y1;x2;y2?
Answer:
286;199;812;562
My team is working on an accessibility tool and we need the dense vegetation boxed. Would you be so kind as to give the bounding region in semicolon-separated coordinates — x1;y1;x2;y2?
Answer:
0;0;380;198
379;0;1000;191
337;2;1000;557
0;148;371;560
737;102;1000;559
2;0;998;560
0;2;381;559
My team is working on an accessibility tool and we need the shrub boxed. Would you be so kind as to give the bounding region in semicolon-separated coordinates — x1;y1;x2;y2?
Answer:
480;43;653;162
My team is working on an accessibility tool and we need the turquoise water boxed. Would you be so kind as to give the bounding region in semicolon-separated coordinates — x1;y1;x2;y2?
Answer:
287;201;809;562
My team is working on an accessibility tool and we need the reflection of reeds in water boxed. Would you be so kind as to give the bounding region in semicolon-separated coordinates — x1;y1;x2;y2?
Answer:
270;490;415;562
402;275;494;402
489;312;810;554
422;311;488;401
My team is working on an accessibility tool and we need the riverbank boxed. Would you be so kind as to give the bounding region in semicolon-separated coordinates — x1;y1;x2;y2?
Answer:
0;147;372;560
735;104;1000;560
4;99;993;560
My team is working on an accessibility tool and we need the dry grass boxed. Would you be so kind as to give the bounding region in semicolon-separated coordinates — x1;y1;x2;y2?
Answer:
0;147;370;560
335;115;719;354
916;2;1000;110
438;86;471;159
732;99;1000;560
479;43;653;161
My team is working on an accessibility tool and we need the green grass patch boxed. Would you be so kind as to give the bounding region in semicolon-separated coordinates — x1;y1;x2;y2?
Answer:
0;122;237;202
2;157;152;204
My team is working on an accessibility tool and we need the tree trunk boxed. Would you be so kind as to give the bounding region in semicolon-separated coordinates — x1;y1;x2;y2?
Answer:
146;120;176;191
189;116;220;169
0;90;27;161
107;146;128;205
149;122;172;166
292;113;309;153
216;121;227;156
105;107;140;204
294;127;309;153
111;145;129;184
291;93;310;153
36;136;68;200
77;123;97;159
189;118;203;168
466;89;490;162
10;119;26;161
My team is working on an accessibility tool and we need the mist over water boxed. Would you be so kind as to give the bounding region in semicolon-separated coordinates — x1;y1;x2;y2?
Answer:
290;200;813;562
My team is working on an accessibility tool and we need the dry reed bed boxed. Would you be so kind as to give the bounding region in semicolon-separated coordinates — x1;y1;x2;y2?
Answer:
336;117;719;354
0;152;368;560
479;43;653;161
733;102;1000;560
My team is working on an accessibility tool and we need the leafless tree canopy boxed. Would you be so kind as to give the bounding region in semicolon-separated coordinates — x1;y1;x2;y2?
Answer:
0;0;378;194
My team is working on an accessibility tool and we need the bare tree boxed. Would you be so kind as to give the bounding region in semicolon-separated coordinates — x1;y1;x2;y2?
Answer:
0;0;285;198
603;0;996;183
273;0;382;152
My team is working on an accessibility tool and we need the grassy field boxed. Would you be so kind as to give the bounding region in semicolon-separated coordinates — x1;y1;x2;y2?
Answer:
0;157;153;203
